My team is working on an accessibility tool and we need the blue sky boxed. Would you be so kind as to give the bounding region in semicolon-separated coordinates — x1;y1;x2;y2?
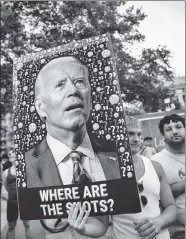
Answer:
123;1;185;76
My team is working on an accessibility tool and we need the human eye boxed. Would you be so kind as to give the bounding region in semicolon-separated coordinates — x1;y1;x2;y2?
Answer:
128;132;134;136
165;127;172;132
56;80;65;89
75;78;85;86
176;125;183;129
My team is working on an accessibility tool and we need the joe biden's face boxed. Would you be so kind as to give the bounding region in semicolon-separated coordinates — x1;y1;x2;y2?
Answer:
35;57;91;132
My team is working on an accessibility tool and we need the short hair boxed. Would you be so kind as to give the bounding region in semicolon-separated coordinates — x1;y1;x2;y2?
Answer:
125;115;141;128
159;114;185;135
34;56;89;122
35;56;89;98
144;137;153;141
0;153;9;162
1;153;9;159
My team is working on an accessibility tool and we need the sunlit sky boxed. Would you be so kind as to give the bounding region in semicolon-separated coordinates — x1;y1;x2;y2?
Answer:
122;1;185;76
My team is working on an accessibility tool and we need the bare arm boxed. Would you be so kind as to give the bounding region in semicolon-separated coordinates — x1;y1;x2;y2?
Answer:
134;161;177;239
68;202;109;238
2;169;9;192
152;161;177;229
1;169;9;200
170;179;185;198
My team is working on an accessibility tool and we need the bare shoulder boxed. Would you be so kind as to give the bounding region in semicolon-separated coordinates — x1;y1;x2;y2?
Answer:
2;168;8;183
150;151;163;161
151;160;165;180
3;168;9;178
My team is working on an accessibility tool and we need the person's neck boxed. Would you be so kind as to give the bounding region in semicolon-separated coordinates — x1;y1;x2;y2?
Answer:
165;143;185;154
132;153;142;166
47;125;86;150
140;144;145;150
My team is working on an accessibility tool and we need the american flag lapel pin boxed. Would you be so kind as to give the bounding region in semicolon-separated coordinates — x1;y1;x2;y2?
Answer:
109;156;117;161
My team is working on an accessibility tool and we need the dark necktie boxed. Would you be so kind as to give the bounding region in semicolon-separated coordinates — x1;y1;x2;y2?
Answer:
70;151;91;184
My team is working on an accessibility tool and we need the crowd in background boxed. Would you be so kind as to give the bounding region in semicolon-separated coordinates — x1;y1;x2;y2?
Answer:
0;113;185;239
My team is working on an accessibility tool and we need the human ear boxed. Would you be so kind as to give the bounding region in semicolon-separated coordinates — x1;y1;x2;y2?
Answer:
163;137;167;143
35;98;47;119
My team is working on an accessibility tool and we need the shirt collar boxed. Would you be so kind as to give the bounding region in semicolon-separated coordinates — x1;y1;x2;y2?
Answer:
46;132;97;166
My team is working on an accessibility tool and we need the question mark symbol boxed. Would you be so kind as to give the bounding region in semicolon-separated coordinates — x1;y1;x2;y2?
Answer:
100;91;104;100
111;125;115;134
105;86;110;93
17;178;21;187
104;121;108;131
122;158;126;164
121;166;126;177
125;152;130;161
110;108;114;116
107;199;114;212
22;162;25;171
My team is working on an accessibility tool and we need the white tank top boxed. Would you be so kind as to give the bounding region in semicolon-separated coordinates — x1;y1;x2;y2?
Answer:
111;156;170;239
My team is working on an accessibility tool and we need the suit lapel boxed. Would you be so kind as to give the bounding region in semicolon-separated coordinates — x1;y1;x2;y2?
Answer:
30;136;121;186
90;136;121;180
97;151;121;180
31;138;62;187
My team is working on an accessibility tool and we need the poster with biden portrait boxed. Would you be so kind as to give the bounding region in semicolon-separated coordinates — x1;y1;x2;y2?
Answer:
12;33;141;224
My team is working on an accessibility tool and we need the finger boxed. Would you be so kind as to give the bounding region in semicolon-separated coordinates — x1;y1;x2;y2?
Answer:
134;218;149;230
78;209;90;229
71;202;81;220
73;205;86;228
145;230;157;239
138;220;153;233
139;226;154;237
68;202;76;223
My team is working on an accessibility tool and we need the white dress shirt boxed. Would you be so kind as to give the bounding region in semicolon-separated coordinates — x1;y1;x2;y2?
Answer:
46;132;106;185
45;133;107;239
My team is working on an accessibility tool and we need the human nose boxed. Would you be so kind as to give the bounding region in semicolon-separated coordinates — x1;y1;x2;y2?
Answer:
133;134;139;142
66;79;79;97
172;127;178;135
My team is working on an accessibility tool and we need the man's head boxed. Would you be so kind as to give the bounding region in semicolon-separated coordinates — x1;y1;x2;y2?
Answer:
35;56;91;134
8;150;16;164
125;115;142;155
1;153;9;164
144;137;153;147
159;114;185;147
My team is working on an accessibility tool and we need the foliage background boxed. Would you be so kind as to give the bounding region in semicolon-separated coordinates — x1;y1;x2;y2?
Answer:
1;1;174;115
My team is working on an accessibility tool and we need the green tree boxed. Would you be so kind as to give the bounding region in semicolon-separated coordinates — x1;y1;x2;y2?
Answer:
1;1;174;114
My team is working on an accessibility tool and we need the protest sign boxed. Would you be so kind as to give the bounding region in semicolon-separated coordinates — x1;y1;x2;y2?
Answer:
12;33;141;220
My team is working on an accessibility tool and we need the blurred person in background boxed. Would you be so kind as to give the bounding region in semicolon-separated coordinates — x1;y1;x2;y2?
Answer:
139;137;157;159
1;152;12;200
1;153;12;172
151;114;185;239
68;116;177;239
143;137;154;147
2;150;32;239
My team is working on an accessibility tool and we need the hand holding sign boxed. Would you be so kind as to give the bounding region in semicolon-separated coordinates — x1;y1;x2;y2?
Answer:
68;202;90;235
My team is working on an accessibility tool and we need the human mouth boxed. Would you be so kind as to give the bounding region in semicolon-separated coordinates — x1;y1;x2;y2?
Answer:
65;103;84;111
172;136;181;140
131;144;140;147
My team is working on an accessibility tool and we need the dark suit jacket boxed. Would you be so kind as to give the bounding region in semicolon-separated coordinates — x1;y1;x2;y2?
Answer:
25;137;121;188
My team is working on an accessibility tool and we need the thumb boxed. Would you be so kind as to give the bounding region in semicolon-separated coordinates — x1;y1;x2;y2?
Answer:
133;221;138;225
